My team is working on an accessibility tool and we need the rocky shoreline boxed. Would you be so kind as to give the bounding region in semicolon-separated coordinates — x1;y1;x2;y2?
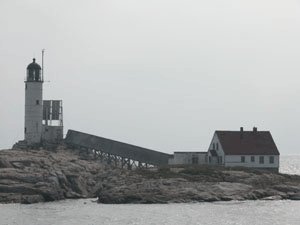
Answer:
0;147;299;204
97;164;300;204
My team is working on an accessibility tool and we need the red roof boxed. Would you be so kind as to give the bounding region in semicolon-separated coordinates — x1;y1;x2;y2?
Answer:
216;131;280;155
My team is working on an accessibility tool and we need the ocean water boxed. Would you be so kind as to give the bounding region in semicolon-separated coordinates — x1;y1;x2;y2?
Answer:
0;155;300;225
279;155;300;175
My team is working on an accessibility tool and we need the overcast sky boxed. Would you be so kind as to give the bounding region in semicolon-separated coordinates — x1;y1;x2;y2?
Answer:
1;0;300;154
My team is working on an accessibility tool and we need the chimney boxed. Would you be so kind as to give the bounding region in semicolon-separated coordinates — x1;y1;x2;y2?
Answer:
253;127;257;133
240;127;243;139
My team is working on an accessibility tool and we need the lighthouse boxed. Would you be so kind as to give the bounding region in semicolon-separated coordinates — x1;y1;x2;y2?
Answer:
24;58;43;145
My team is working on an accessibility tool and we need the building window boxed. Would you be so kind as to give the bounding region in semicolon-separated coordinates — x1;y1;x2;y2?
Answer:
216;143;219;150
259;156;264;164
209;156;212;164
36;100;39;105
269;156;274;164
192;156;198;164
213;143;215;150
251;156;255;162
241;156;245;163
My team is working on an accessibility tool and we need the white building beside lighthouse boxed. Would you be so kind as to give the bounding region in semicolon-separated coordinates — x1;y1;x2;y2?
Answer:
24;58;43;144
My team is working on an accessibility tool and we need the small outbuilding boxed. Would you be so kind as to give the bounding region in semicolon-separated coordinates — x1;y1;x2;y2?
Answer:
207;127;280;172
168;152;207;165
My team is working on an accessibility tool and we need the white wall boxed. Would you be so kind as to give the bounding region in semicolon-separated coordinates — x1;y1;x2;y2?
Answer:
207;132;225;165
42;125;63;143
225;155;279;169
168;152;207;165
24;82;43;144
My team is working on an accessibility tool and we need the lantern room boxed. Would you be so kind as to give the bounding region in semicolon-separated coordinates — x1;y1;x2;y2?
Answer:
26;58;43;82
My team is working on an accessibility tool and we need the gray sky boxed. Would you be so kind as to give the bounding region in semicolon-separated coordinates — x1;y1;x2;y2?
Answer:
1;0;300;154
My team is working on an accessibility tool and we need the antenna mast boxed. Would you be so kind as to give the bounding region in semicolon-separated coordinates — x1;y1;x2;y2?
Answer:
42;49;45;82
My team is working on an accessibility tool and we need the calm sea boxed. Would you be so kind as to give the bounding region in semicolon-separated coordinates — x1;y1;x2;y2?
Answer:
0;155;299;225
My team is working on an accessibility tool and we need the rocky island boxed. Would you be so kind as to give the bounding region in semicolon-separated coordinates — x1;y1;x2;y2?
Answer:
0;146;299;204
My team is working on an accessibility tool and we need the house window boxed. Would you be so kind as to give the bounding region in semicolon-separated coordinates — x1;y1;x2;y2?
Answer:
259;156;264;164
209;156;212;164
192;156;198;164
216;143;219;150
269;156;274;164
241;156;245;163
213;143;215;150
251;156;255;162
36;100;39;105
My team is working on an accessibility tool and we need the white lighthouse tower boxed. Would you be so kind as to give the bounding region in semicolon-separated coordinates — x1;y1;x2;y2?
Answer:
24;58;43;145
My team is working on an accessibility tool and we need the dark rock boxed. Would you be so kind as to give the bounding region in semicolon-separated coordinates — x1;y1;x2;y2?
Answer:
0;158;12;168
220;196;233;201
289;194;300;200
21;195;45;204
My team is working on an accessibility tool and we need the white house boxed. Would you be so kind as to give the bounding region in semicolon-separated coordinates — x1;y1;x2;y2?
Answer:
207;127;280;172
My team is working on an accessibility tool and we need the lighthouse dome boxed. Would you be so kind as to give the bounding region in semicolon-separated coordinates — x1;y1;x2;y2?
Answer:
27;58;41;70
26;58;42;82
